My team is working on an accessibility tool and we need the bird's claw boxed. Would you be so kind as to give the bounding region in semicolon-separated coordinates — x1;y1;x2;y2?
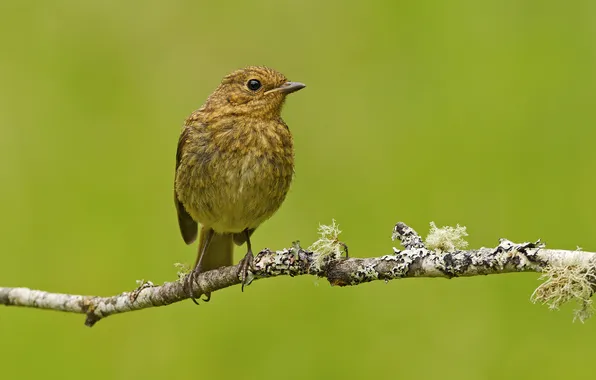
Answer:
237;251;255;291
185;268;201;305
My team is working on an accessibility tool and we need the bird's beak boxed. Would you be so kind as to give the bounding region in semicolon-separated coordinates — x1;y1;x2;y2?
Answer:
265;81;306;95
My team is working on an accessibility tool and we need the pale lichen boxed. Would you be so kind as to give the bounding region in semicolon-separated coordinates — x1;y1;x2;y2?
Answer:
425;222;469;254
352;264;379;283
308;220;344;271
174;262;191;281
531;260;596;323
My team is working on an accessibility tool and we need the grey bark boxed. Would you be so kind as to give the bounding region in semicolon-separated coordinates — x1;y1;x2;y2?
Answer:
1;222;594;326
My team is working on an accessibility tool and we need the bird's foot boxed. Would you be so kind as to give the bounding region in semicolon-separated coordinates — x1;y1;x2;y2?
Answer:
237;251;255;291
184;268;200;305
184;267;211;304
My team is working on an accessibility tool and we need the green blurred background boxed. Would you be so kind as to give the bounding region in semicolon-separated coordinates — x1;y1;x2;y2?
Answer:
1;0;595;379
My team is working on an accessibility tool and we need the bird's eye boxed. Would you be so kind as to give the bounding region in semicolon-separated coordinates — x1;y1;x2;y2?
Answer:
247;79;262;91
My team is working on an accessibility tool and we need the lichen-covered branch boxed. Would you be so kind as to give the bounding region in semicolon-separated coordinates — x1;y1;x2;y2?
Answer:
1;221;595;326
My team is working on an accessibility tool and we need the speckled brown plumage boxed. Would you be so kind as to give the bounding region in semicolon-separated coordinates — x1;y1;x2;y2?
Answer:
174;66;305;301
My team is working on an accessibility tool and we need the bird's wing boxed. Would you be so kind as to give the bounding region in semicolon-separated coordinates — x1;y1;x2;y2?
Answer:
174;127;198;244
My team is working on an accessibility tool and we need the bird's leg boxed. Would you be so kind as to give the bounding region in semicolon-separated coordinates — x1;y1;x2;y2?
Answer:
237;228;255;291
185;228;214;304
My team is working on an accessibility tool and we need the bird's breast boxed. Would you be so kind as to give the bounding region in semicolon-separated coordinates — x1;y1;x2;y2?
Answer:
176;119;294;233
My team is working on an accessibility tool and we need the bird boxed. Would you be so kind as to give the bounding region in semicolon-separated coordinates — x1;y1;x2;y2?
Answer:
174;66;305;303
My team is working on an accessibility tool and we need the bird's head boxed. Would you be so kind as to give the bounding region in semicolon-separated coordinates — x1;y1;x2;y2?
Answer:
201;66;305;120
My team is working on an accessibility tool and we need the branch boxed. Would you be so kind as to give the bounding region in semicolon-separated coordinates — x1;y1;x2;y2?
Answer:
2;221;595;326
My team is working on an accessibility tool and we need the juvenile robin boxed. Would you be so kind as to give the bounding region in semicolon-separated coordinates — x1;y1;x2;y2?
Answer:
174;66;305;302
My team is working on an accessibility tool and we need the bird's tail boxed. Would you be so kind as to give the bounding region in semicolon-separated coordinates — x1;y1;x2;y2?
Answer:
195;227;234;272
